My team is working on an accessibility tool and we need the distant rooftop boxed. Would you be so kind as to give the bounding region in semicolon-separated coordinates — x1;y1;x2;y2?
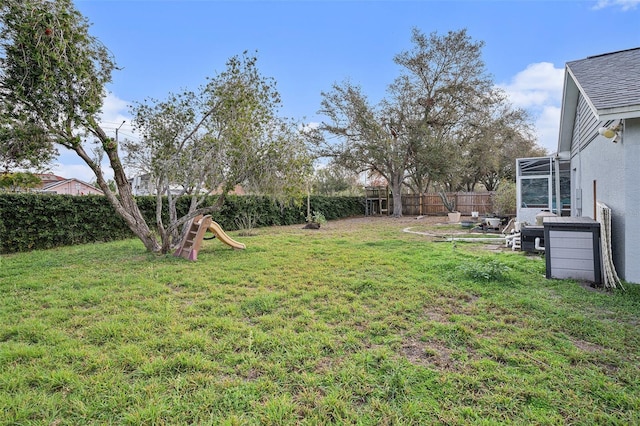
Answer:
36;173;66;182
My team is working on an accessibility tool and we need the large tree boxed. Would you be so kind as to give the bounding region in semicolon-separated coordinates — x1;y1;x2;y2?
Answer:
450;91;545;192
315;80;416;216
124;53;311;253
0;0;309;254
0;0;159;251
396;29;545;194
315;28;498;216
395;28;497;195
311;161;362;196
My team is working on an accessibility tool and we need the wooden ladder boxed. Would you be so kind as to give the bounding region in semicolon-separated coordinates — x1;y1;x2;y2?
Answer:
174;215;213;261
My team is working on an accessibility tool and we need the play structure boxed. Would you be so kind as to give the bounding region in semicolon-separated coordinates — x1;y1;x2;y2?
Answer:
365;186;389;216
174;215;246;261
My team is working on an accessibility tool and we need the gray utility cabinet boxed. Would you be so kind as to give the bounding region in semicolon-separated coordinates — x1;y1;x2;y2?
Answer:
543;217;601;284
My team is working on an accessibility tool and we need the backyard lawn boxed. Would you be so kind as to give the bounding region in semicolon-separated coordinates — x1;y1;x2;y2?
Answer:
1;216;639;425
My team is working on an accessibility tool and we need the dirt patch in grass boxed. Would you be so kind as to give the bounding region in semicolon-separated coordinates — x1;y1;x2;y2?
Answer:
571;338;604;353
401;338;456;370
578;280;609;293
401;337;481;372
425;294;480;320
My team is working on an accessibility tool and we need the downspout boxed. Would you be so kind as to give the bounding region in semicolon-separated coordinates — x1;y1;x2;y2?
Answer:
576;105;582;217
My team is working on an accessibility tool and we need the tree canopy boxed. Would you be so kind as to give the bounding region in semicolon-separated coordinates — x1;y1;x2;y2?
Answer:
0;0;159;251
311;162;363;196
124;53;312;252
0;117;56;171
313;28;545;216
0;171;41;192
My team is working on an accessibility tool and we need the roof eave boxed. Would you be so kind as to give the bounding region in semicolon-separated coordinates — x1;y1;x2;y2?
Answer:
596;105;640;121
557;68;579;155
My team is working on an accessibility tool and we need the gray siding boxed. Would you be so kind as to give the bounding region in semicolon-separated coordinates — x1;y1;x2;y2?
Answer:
571;94;599;155
571;116;640;282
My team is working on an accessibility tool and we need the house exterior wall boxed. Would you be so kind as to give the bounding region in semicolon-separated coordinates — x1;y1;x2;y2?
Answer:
129;174;155;196
623;118;640;283
571;97;639;282
558;49;640;285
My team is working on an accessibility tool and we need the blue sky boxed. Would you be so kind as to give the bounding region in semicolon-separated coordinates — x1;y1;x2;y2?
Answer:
56;0;640;181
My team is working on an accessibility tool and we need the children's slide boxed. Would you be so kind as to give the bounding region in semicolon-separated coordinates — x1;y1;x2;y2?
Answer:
175;216;245;261
208;221;246;250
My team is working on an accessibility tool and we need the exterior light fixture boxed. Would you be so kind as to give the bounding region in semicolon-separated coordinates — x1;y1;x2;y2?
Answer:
598;120;623;143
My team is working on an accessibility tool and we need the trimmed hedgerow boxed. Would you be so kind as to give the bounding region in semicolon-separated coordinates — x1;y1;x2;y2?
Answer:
0;194;133;253
0;194;364;253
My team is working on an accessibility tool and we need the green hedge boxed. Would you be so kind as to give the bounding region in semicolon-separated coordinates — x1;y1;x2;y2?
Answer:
0;194;364;253
0;194;133;253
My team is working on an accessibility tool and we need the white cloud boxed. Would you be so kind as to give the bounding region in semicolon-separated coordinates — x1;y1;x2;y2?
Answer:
593;0;640;11
101;92;129;121
498;62;564;109
51;162;113;183
498;62;565;154
300;121;320;133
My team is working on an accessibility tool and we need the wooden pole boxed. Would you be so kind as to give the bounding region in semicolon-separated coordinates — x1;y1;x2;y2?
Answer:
593;180;597;220
307;184;311;221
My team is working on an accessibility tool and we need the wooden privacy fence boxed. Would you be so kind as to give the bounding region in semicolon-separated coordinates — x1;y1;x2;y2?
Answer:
397;192;495;216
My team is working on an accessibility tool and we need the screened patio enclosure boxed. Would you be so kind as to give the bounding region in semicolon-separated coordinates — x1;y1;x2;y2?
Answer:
516;156;571;225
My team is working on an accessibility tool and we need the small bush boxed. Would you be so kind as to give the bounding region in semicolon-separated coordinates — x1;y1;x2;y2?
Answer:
493;181;516;216
307;211;327;225
458;259;511;282
234;211;260;236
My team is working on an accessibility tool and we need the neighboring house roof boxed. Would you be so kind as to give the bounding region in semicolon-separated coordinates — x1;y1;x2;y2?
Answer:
558;47;640;154
208;184;246;196
41;178;104;195
35;173;66;185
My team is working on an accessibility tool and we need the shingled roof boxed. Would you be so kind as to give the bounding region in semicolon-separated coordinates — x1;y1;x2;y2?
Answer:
556;47;640;154
566;47;640;120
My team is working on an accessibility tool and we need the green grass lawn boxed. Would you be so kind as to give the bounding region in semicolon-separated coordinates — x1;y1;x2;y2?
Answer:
1;217;639;425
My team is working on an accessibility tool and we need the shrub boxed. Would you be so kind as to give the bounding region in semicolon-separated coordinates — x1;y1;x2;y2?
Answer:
0;193;364;253
234;211;261;236
493;181;516;216
307;211;327;225
0;194;132;253
458;259;511;282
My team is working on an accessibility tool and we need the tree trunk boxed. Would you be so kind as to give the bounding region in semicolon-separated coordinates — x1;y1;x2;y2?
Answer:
74;137;161;253
103;175;161;253
109;159;161;252
105;143;162;252
391;174;403;217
